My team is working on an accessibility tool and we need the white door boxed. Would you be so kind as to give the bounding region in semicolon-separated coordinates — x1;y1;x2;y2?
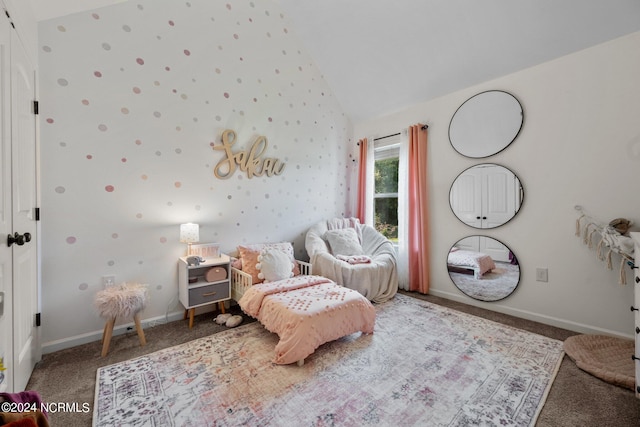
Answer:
483;165;518;229
455;236;510;263
10;28;38;392
449;167;482;228
0;14;12;392
479;236;510;263
451;164;520;229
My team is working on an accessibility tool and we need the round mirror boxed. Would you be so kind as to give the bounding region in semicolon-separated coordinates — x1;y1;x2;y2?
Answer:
447;236;520;302
449;90;523;158
449;163;523;229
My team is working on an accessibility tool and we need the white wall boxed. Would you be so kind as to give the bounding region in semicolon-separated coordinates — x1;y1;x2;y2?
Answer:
355;32;640;338
38;0;354;352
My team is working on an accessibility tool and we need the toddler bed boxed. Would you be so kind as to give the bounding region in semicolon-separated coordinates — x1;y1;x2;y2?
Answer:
238;275;375;365
230;243;375;365
447;248;496;279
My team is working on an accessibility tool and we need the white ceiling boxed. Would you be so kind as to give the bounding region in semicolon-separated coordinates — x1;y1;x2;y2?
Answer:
28;0;640;122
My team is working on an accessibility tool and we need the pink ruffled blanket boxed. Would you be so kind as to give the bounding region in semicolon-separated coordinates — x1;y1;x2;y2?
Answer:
336;254;372;264
239;275;376;364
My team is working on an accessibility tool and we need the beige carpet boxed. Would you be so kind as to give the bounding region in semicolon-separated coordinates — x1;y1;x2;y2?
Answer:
563;334;635;391
26;292;640;426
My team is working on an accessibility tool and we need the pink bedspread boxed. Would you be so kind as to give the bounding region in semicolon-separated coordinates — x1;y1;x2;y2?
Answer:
239;275;376;364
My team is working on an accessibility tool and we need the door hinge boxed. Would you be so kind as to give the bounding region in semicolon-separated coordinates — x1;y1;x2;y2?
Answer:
34;207;40;221
35;313;41;327
33;100;39;115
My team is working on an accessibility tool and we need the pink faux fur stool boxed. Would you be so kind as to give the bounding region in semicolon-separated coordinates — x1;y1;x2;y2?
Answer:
95;283;149;357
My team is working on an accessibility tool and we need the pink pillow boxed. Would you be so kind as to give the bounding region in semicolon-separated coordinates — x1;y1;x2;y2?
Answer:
237;242;300;284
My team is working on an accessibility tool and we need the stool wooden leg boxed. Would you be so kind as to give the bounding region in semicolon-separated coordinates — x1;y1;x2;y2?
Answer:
188;308;195;329
101;317;116;357
133;313;146;347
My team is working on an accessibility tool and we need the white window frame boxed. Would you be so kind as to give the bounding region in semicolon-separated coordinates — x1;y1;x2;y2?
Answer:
373;136;400;240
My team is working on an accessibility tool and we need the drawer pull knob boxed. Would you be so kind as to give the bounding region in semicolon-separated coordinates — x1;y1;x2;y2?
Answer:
632;306;639;312
202;291;217;297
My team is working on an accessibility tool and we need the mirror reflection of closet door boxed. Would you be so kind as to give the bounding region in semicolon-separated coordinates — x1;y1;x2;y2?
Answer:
455;236;511;262
450;164;522;229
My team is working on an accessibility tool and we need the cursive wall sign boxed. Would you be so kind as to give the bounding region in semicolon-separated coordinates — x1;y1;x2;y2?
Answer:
213;129;286;179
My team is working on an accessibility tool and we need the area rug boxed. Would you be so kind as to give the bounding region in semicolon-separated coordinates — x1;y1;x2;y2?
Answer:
449;262;520;301
94;294;564;426
563;334;635;390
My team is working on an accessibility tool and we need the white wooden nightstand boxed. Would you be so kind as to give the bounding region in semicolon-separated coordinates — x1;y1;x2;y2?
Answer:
178;254;231;328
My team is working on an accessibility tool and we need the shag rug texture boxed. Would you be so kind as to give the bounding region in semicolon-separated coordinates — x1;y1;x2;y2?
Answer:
94;294;564;426
563;334;635;391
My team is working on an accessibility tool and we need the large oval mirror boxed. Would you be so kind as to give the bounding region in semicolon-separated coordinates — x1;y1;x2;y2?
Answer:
448;236;520;302
449;163;523;229
449;90;523;158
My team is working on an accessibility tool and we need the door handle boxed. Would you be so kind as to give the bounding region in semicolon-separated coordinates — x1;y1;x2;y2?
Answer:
7;232;31;247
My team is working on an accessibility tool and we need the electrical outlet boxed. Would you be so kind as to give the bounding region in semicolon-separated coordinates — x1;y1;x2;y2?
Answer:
102;275;116;288
536;268;548;282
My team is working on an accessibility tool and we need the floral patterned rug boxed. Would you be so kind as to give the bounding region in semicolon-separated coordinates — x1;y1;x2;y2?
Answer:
94;294;564;426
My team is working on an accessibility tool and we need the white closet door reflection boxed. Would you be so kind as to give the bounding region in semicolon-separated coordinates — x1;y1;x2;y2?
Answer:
448;236;520;302
450;164;523;229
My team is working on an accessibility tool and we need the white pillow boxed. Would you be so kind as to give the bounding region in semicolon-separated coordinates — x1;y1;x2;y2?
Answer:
324;228;364;256
256;248;294;282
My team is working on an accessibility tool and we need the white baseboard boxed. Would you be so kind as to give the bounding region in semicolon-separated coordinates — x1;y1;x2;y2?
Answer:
428;289;634;341
42;310;185;354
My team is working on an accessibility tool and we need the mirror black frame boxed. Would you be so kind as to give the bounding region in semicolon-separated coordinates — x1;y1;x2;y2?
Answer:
448;90;523;158
447;236;520;302
449;163;524;229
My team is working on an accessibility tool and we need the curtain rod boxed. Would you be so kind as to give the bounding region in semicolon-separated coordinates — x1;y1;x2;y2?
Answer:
373;132;400;142
372;124;428;142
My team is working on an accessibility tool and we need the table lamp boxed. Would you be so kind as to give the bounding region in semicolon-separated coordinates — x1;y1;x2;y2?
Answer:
179;223;199;255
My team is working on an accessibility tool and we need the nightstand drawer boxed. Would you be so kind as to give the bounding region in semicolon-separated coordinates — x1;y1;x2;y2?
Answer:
189;282;230;306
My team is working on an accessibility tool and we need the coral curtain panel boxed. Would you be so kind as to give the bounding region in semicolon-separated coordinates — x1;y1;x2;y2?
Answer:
356;138;368;224
407;125;430;293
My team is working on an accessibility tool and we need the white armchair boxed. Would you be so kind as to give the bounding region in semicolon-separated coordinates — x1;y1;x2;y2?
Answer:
305;218;398;303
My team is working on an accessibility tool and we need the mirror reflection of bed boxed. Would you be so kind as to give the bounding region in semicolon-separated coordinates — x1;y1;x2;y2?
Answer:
448;236;520;302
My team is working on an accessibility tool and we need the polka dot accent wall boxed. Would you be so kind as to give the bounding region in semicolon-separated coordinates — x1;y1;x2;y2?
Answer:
38;0;355;345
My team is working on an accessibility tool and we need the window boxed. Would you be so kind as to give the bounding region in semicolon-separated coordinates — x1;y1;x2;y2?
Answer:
373;137;399;242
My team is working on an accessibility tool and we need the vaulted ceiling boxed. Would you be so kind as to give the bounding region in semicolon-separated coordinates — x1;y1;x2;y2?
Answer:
28;0;640;122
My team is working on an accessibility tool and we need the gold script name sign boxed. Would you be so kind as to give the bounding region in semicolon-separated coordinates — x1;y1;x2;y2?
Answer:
213;129;285;179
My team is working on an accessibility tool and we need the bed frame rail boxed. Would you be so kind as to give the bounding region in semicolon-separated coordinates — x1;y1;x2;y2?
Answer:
231;260;312;301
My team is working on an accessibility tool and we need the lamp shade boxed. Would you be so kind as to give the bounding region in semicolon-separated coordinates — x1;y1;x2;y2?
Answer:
179;223;199;244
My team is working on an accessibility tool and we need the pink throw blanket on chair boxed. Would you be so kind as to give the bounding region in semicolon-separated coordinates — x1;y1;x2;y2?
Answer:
336;254;371;264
